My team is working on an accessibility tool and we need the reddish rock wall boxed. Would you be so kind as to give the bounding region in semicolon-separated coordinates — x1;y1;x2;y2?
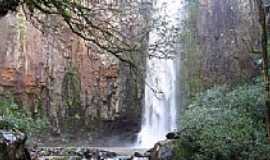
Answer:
0;11;144;137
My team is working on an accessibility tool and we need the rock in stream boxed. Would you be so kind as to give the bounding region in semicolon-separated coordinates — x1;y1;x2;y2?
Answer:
0;129;31;160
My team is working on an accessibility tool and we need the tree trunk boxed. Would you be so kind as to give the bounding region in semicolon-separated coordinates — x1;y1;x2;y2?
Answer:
256;0;270;142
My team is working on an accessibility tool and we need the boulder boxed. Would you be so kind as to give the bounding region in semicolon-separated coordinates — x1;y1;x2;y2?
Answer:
150;140;176;160
166;132;180;140
134;152;145;157
0;129;31;160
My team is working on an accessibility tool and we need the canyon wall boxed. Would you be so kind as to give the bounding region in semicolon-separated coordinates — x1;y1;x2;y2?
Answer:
198;0;260;87
181;0;261;98
0;5;147;138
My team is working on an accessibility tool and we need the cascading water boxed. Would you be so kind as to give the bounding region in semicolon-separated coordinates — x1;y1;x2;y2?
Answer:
136;0;182;148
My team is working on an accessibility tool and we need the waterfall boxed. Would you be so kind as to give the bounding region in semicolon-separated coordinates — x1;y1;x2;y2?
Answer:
136;0;182;148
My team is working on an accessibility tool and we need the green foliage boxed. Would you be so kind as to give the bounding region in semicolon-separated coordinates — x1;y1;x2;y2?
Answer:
174;82;270;160
0;98;48;135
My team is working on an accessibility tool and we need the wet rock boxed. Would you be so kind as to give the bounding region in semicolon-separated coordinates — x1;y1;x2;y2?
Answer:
143;150;151;158
31;147;120;160
134;152;145;157
0;129;31;160
131;152;149;160
166;132;180;140
132;157;149;160
150;140;176;160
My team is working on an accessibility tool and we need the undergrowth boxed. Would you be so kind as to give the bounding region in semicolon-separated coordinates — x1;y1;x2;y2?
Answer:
174;80;270;160
0;98;48;136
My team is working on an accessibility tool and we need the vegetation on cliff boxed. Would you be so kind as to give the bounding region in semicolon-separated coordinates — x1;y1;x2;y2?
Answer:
172;0;270;159
0;98;48;135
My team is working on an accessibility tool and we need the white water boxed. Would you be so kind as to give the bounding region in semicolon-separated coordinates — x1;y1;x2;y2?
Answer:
136;0;182;148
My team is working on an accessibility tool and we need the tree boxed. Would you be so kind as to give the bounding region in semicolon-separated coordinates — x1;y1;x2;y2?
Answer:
256;0;270;142
0;0;178;66
0;0;149;66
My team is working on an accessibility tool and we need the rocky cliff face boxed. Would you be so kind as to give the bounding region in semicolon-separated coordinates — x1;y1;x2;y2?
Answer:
0;6;146;138
197;0;259;87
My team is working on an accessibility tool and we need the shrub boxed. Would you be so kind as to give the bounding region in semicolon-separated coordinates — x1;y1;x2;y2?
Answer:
0;98;48;135
174;82;270;160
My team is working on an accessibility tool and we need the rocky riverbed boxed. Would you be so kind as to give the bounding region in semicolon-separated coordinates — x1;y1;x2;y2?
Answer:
1;128;178;160
30;147;148;160
28;139;177;160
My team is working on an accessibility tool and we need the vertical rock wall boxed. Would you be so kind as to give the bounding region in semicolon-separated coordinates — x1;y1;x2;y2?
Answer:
0;4;147;137
197;0;259;87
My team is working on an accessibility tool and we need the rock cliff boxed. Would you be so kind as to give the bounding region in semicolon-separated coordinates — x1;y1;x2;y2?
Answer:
198;0;259;87
0;4;147;139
